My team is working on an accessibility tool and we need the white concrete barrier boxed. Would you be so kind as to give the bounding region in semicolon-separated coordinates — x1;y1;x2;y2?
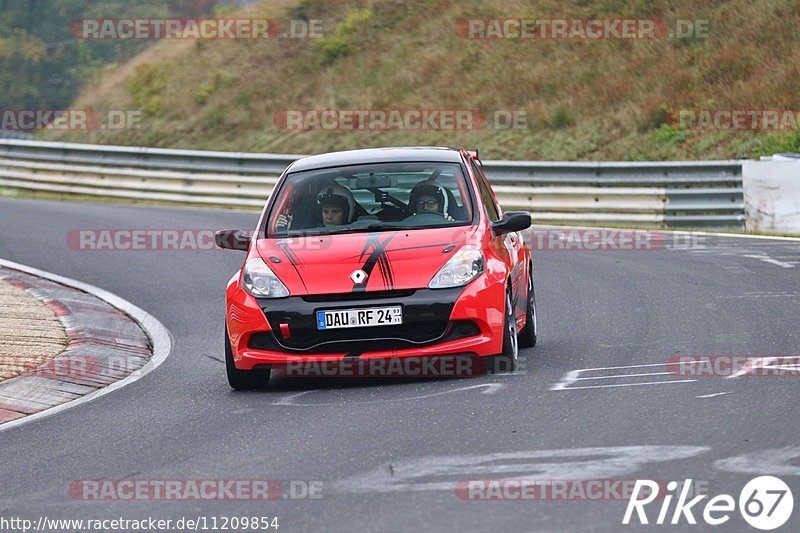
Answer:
743;159;800;233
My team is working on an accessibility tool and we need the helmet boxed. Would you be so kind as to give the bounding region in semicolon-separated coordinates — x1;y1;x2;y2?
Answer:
316;184;356;223
408;181;449;215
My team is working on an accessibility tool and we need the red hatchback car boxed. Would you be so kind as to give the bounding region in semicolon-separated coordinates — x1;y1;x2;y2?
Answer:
216;147;537;389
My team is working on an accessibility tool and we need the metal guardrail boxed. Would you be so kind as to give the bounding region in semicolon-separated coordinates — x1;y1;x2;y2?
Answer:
0;131;33;140
0;139;745;228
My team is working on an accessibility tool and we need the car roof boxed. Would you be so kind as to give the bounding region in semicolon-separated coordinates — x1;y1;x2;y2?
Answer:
287;147;465;173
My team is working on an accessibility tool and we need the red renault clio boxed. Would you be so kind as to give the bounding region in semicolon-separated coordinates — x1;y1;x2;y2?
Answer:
216;147;537;389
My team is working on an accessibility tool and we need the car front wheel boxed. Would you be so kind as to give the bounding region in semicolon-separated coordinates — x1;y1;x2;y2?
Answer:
518;265;538;348
489;288;518;373
225;325;271;390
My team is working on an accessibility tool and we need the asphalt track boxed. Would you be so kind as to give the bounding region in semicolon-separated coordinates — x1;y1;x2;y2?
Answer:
1;196;799;532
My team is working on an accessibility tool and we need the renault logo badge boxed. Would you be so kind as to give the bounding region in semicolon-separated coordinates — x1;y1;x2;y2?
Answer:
350;270;368;284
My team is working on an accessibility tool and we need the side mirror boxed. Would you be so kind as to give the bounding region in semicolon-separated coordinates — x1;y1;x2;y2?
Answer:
491;211;531;236
215;229;251;251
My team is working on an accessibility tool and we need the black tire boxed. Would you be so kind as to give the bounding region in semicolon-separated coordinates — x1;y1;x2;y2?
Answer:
225;326;271;390
518;264;538;348
490;288;518;373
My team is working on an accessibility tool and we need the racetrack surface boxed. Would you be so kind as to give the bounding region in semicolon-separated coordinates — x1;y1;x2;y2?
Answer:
1;197;798;532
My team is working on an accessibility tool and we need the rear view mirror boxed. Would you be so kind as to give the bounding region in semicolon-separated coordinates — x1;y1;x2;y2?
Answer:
351;174;395;189
215;229;251;251
491;211;531;236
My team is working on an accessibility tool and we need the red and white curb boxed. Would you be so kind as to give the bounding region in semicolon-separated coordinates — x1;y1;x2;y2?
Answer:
0;259;171;431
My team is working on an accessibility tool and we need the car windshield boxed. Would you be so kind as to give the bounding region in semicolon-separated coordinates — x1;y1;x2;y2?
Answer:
266;162;474;237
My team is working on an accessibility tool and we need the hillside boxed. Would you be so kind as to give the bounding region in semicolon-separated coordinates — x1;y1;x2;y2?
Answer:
42;0;800;160
0;0;226;111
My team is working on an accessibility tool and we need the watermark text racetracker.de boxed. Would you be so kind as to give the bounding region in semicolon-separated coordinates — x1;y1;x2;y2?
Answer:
274;355;490;379
66;228;709;252
456;18;710;40
667;355;800;378
670;109;800;131
1;110;141;132
524;228;710;252
456;479;682;501
68;479;322;501
273;109;529;130
0;354;109;380
66;229;339;252
69;18;323;40
68;229;221;252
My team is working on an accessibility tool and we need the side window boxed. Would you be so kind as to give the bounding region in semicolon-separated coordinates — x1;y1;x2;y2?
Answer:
470;159;500;221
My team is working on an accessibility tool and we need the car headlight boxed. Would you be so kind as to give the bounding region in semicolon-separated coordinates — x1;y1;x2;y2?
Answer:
429;246;485;289
242;258;290;298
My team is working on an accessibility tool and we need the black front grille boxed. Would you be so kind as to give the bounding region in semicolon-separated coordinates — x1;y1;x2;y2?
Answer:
302;289;415;303
256;288;463;353
248;332;280;351
441;320;481;343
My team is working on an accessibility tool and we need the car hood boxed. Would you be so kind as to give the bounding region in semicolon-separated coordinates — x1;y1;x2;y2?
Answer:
256;226;474;295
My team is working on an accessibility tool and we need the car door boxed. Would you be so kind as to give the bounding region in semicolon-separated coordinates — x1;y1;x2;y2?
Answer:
469;158;525;320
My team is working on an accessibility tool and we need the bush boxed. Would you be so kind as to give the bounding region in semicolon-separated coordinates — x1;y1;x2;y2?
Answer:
654;124;688;144
315;8;374;64
550;107;573;129
127;63;166;116
639;102;673;133
753;131;800;157
194;72;224;105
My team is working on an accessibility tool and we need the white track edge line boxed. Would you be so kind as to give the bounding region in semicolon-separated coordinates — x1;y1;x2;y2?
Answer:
0;258;173;432
553;379;697;391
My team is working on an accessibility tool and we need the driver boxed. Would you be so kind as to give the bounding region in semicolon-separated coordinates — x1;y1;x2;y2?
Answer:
406;182;455;220
276;183;356;229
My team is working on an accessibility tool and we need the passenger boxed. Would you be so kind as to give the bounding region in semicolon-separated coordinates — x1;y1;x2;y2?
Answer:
406;182;455;221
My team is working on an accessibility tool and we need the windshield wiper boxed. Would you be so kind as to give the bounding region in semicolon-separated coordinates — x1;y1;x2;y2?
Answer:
303;223;389;236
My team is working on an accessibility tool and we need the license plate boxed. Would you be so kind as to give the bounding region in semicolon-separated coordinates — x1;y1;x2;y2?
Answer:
316;306;402;330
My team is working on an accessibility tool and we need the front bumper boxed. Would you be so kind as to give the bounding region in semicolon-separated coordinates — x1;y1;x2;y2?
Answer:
225;273;506;370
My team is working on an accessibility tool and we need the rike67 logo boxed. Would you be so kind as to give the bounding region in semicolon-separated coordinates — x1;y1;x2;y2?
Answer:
623;476;793;530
